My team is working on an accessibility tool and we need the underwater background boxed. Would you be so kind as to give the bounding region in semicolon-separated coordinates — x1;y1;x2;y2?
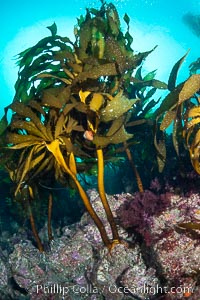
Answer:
0;0;200;299
1;0;200;119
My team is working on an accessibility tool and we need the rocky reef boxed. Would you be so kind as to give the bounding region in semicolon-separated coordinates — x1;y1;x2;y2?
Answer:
0;188;199;300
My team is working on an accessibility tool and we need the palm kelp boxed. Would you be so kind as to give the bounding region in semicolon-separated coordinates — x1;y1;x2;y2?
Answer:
0;1;166;251
153;51;200;175
0;0;200;253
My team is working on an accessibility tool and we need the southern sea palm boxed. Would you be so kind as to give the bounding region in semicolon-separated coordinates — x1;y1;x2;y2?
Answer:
0;1;165;250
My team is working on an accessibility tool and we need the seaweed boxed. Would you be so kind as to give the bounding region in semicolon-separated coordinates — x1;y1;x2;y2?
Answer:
0;1;158;251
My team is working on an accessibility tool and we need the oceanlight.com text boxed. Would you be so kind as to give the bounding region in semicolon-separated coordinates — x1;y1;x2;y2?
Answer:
36;283;194;297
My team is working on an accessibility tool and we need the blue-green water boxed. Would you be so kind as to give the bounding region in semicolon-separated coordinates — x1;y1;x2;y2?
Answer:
1;0;200;118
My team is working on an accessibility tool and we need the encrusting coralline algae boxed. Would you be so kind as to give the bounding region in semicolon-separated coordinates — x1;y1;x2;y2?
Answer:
0;188;199;299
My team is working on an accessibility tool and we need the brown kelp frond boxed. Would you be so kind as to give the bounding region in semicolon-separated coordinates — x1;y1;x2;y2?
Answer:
154;53;200;173
185;102;200;174
7;0;157;112
2;0;192;251
5;100;84;195
179;74;200;105
168;49;190;91
100;90;139;122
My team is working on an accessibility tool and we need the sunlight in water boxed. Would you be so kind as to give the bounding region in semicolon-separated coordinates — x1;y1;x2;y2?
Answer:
0;0;199;118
